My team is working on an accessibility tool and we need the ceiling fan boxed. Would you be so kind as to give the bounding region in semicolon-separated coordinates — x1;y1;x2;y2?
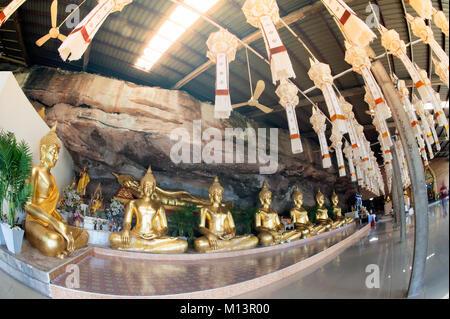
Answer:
231;80;273;113
36;0;66;47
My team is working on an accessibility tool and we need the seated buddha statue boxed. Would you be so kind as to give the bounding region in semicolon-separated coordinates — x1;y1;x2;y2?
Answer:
109;166;188;253
89;183;103;215
331;191;353;226
255;182;303;246
290;186;327;238
314;189;335;231
194;177;258;253
24;124;89;259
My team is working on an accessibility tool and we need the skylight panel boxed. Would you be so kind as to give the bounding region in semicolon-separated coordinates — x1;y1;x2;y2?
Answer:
135;0;220;71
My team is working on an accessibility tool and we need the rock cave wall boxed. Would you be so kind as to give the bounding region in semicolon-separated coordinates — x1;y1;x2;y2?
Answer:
21;66;357;213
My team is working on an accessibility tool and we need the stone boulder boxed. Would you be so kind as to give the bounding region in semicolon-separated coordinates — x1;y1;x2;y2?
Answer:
22;66;357;213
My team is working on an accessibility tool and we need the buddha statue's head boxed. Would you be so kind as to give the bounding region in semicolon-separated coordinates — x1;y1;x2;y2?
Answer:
259;181;272;207
39;123;61;169
292;185;303;207
315;189;324;207
140;166;156;198
208;176;224;204
331;191;339;206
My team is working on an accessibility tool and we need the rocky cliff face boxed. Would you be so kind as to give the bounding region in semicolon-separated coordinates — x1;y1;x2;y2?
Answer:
22;66;356;213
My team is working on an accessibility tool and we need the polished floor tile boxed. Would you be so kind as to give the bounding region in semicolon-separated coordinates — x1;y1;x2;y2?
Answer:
235;203;449;299
50;226;357;296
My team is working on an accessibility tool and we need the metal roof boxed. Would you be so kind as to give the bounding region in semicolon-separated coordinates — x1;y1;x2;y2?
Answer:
1;0;449;159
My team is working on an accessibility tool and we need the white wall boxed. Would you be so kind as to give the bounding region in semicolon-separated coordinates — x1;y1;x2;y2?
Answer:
0;71;74;191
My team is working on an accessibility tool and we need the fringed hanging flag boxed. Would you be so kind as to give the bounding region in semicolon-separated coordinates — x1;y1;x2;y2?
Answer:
330;125;346;177
413;95;436;158
206;29;239;119
308;58;347;134
432;8;449;37
426;111;441;152
397;80;428;162
0;0;26;27
406;14;449;68
275;80;303;153
379;25;448;136
310;107;332;168
340;97;360;151
416;67;449;137
364;87;393;149
375;124;393;164
433;57;449;88
58;0;132;61
320;0;376;48
404;0;433;20
242;0;295;84
344;41;391;120
354;122;370;170
343;141;356;182
355;162;364;186
395;138;409;188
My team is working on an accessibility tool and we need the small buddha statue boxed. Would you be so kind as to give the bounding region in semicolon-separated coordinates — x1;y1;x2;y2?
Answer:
89;183;103;215
255;182;303;246
24;124;89;258
194;177;258;252
290;186;327;238
109;166;188;253
77;165;90;196
314;189;334;231
331;191;353;227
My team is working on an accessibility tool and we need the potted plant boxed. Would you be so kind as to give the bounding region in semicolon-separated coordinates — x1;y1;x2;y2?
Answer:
168;205;199;246
0;130;33;254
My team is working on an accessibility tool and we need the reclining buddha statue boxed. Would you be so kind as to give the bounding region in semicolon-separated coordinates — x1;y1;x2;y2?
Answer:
255;182;303;246
24;124;89;258
111;172;228;210
194;177;258;253
109;166;188;253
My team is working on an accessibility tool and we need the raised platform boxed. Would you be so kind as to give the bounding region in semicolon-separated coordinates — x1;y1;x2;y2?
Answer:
0;223;369;298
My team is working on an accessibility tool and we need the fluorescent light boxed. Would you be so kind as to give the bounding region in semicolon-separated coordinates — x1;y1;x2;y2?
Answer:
135;0;220;71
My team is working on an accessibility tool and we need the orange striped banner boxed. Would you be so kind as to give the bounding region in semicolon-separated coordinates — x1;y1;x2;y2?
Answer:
375;97;384;105
290;133;299;139
330;114;346;122
415;81;424;88
411;120;419;127
322;154;330;159
382;132;388;138
352;144;358;149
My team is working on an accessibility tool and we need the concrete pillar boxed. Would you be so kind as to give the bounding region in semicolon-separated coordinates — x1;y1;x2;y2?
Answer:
391;139;406;241
371;61;428;298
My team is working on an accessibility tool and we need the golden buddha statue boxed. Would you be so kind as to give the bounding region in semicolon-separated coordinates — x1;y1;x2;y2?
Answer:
331;191;353;227
109;166;188;253
194;177;258;253
290;186;327;238
24;124;89;259
89;183;103;215
255;182;303;246
314;189;334;231
111;172;224;209
77;165;90;196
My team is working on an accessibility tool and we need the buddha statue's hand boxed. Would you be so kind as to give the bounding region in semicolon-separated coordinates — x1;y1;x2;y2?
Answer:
206;233;219;250
65;233;75;254
220;233;234;240
120;229;131;246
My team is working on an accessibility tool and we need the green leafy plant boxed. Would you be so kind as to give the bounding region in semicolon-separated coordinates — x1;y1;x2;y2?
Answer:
168;205;199;245
0;130;33;228
305;205;318;224
230;206;257;235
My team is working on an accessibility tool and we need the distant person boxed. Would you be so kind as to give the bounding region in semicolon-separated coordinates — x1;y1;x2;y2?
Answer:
439;185;448;217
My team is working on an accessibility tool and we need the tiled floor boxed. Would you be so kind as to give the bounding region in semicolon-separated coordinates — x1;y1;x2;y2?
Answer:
235;203;449;299
0;202;448;298
50;226;356;296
